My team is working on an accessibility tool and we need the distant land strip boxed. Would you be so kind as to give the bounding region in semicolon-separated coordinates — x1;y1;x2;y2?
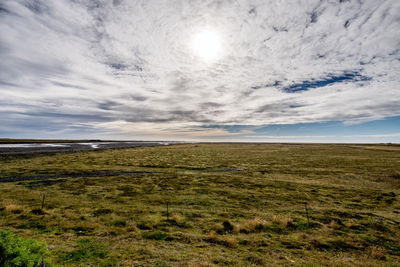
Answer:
0;168;244;183
0;170;163;183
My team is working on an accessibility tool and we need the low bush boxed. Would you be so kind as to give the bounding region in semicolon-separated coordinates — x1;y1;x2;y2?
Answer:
63;238;107;263
0;229;51;267
93;208;112;217
144;231;172;241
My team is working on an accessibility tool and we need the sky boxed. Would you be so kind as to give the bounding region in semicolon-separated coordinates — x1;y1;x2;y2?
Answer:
0;0;399;142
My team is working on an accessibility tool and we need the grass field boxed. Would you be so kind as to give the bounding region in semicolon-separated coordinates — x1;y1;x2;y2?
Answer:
0;143;399;266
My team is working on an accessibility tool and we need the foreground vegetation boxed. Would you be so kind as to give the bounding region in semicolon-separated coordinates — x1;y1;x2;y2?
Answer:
0;143;399;266
0;229;51;266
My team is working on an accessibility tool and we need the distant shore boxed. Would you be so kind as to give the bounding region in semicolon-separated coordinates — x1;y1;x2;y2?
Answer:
0;140;182;155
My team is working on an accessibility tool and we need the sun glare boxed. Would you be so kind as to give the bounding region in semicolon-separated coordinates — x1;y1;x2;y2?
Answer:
191;30;222;62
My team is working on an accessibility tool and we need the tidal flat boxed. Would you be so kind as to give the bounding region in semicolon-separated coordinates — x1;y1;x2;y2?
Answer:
0;143;399;266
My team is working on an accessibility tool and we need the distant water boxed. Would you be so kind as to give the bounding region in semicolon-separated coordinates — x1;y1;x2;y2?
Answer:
0;143;68;148
0;141;179;150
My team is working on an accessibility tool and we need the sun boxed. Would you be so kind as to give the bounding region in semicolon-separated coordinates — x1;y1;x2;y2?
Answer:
191;30;222;62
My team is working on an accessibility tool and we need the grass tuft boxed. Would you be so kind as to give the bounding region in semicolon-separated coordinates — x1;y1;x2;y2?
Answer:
144;230;172;241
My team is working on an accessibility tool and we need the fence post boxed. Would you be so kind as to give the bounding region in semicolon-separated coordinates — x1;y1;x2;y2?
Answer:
41;194;45;209
304;202;310;226
166;202;169;221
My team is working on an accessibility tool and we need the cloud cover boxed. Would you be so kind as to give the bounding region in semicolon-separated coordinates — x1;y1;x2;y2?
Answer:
0;0;399;140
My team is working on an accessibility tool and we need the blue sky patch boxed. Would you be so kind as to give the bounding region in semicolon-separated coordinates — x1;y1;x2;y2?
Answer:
283;71;372;93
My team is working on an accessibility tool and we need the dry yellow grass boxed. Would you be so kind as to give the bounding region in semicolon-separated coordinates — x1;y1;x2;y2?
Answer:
0;143;399;266
272;215;294;228
5;204;23;213
370;246;387;260
223;236;237;247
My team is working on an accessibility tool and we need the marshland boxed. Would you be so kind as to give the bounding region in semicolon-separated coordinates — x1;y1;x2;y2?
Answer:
0;143;399;266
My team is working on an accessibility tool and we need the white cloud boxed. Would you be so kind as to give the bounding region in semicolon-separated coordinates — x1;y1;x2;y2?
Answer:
0;0;399;139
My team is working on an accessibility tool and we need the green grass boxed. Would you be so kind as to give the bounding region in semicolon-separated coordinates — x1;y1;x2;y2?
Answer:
0;143;399;266
0;229;51;266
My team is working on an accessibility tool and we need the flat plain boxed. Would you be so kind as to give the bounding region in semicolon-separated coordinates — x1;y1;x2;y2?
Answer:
0;143;399;266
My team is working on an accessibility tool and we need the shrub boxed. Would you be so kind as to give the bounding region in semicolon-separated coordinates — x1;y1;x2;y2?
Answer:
370;246;386;260
144;231;172;241
0;229;51;267
239;218;267;233
272;215;294;228
223;236;237;247
93;208;112;217
71;226;94;236
222;221;234;233
109;220;126;227
5;205;23;214
31;209;45;216
205;230;219;243
63;238;107;263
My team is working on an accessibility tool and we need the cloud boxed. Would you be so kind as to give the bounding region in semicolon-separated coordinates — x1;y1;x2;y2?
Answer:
0;0;399;139
91;120;253;141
